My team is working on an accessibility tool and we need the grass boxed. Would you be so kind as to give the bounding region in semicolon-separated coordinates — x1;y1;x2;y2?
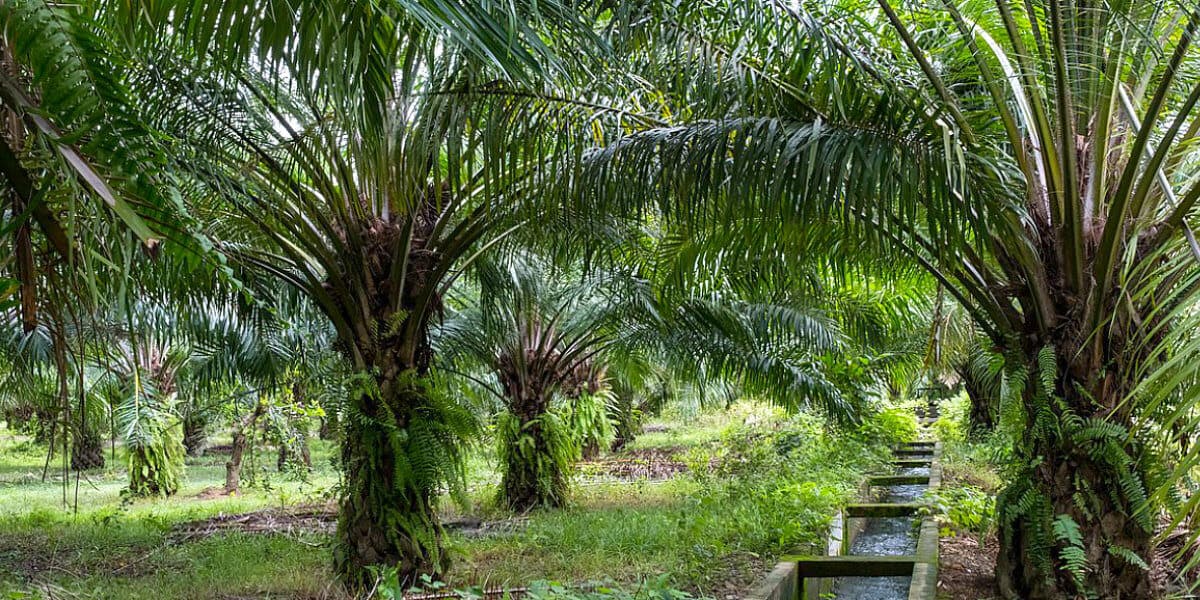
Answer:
0;403;908;599
0;430;341;599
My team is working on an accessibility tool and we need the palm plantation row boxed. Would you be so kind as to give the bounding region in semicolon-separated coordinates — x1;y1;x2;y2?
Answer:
2;0;1200;598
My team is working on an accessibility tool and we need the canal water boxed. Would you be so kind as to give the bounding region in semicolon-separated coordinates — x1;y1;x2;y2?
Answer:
830;461;930;598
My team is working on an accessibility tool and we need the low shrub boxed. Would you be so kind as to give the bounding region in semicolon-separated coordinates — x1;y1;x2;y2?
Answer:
925;484;995;538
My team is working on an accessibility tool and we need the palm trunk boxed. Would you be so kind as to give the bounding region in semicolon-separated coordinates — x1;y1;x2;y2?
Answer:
333;372;449;589
955;363;996;436
127;418;185;497
497;389;570;512
183;415;208;457
996;349;1154;599
326;207;475;589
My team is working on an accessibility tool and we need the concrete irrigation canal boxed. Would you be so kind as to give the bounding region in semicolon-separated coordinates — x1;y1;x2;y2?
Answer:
749;439;942;600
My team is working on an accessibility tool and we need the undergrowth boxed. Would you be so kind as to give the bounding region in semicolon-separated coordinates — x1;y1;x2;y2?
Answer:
450;406;911;595
1;402;915;599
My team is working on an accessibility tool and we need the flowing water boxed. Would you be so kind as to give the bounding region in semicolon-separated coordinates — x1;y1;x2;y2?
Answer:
830;475;929;598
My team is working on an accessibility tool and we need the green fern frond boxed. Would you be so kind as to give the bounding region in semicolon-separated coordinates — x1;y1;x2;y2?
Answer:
1108;545;1149;571
1052;514;1089;590
1036;345;1057;394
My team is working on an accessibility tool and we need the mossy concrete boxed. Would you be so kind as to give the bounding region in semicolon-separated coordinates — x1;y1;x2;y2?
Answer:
868;474;931;486
787;555;918;577
747;561;799;600
844;502;924;517
749;439;944;600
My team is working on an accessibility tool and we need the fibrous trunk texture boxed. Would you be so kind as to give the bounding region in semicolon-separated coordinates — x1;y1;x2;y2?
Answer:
956;363;996;436
126;420;185;497
330;203;460;589
995;349;1153;599
333;379;447;589
495;350;571;512
498;406;569;512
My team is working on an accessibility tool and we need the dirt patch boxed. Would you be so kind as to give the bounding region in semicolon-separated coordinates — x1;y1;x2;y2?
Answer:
404;587;534;600
0;532;166;581
938;533;1000;599
1153;524;1198;597
442;516;529;539
577;447;701;482
195;486;233;500
171;506;525;542
170;505;338;541
703;552;775;599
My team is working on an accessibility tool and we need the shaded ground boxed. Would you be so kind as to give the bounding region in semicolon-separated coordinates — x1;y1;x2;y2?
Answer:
171;504;532;543
704;552;774;600
1153;524;1199;597
937;533;999;600
0;531;171;581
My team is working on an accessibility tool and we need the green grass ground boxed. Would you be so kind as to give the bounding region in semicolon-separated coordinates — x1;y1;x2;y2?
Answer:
0;403;908;599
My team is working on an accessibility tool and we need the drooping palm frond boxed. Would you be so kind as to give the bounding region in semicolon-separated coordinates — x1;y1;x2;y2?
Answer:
574;0;1200;593
108;0;607;125
1;0;194;246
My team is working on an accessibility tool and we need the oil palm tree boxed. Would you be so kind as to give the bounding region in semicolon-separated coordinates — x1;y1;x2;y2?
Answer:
152;56;631;585
437;244;902;509
579;1;1200;596
0;312;107;470
95;298;192;497
3;0;606;587
435;257;630;510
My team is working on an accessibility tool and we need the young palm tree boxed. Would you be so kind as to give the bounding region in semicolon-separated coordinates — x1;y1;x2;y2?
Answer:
438;244;902;509
97;299;191;497
582;1;1200;596
436;258;629;510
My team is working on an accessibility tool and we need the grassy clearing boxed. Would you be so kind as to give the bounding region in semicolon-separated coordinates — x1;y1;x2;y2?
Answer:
0;403;911;599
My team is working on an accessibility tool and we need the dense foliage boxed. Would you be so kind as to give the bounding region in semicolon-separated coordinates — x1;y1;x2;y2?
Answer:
1;0;1199;597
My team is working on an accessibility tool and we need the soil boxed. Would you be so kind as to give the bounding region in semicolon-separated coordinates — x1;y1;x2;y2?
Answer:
169;504;338;541
578;450;687;481
704;552;774;599
0;531;170;581
1152;523;1198;597
938;532;1000;599
170;504;525;542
